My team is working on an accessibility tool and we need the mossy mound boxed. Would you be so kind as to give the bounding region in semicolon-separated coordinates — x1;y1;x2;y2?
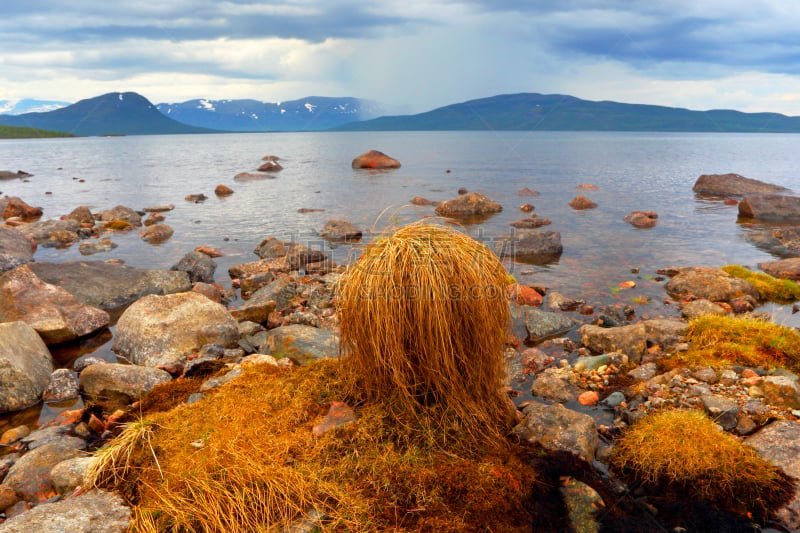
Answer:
682;314;800;373
87;360;541;532
610;409;795;521
722;264;800;303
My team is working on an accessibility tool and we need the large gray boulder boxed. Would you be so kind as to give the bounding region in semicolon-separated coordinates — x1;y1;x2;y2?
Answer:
664;267;759;303
79;363;172;403
693;173;788;197
580;323;647;364
29;261;191;314
513;402;598;463
0;321;54;413
0;489;130;533
739;194;800;222
746;421;800;531
494;229;563;264
114;292;239;368
0;265;109;345
0;227;34;274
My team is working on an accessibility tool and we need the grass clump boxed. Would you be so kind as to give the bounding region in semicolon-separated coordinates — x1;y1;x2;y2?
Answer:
86;361;540;532
682;314;800;373
336;222;516;448
610;409;795;521
722;264;800;302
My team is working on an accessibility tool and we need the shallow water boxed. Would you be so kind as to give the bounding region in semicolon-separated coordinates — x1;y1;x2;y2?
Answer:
2;130;800;425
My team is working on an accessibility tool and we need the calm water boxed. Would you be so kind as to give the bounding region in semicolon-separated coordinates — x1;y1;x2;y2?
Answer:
2;130;800;353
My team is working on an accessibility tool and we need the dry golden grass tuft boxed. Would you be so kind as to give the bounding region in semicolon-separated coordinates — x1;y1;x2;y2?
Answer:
86;361;540;532
336;222;516;448
682;314;800;373
722;264;800;303
610;409;795;520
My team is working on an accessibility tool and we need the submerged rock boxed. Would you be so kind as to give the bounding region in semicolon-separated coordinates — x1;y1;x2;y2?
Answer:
693;173;788;197
624;210;658;228
745;226;800;258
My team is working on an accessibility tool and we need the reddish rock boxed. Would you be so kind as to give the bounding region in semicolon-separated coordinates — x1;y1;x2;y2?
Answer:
508;283;543;306
435;192;502;217
191;282;225;304
185;193;207;203
0;425;30;445
1;197;42;220
142;204;174;213
64;206;94;226
195;245;223;258
758;258;800;280
139;224;174;244
312;401;356;436
257;160;283;172
517;188;540;196
693;173;787;197
0;486;18;511
411;197;436;206
262;155;280;161
739;194;800;221
575;184;599;190
724;198;738;206
568;195;597;210
214;184;234;196
143;212;165;226
297;208;324;213
624;210;658;228
234;172;275;180
351;150;401;169
519;204;535;212
578;390;599;406
509;217;552;229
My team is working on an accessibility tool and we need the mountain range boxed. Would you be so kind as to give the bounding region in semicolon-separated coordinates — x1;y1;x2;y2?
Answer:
334;93;800;133
156;97;385;131
3;91;800;136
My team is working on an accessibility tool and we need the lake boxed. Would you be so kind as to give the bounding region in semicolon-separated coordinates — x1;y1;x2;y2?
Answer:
2;130;800;366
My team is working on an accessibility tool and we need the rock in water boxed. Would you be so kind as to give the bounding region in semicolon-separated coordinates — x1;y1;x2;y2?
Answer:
739;194;800;222
664;267;759;303
693;173;788;197
351;150;401;169
319;220;362;241
0;321;54;413
0;265;110;344
113;292;238;368
434;192;502;217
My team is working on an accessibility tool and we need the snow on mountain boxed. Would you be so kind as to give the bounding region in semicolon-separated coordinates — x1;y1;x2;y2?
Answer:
0;99;70;115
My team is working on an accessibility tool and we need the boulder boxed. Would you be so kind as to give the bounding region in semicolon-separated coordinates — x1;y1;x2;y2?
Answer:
247;272;296;312
0;170;32;180
693;173;788;197
739;194;800;222
494;230;563;264
0;265;110;344
16;219;80;247
351;150;401;169
624;211;657;228
0;489;130;533
746;421;800;530
680;298;728;319
138;224;173;244
171;251;216;284
642;317;688;352
522;308;573;342
259;324;339;364
214;184;234;196
568;195;597;210
509;217;551;229
530;368;580;403
758;258;800;280
434;192;502;218
0;226;34;274
42;369;80;403
95;205;141;226
50;456;96;494
319;220;362;241
513;402;598;463
0;321;54;413
113;292;239;368
257;160;283;172
664;267;759;303
1;442;82;501
580;323;647;364
0;197;42;220
64;206;94;226
745;227;800;258
79;363;172;403
29;261;191;313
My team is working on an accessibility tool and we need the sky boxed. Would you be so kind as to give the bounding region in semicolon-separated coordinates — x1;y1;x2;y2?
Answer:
2;0;800;115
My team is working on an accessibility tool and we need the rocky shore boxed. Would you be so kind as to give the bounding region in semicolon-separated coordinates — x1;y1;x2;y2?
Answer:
1;168;800;531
